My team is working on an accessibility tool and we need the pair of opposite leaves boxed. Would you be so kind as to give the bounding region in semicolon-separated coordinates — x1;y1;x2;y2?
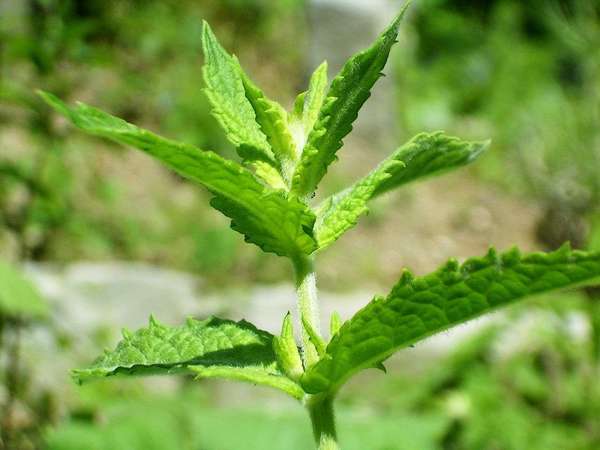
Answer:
40;12;600;398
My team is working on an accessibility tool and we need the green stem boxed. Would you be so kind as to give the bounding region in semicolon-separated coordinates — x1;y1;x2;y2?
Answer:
292;254;321;367
292;255;339;448
307;394;340;450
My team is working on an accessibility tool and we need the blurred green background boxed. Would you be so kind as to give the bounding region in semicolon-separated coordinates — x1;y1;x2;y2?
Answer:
1;0;599;449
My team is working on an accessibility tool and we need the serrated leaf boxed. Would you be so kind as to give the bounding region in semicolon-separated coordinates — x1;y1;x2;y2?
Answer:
209;194;316;257
314;157;403;249
314;132;488;249
0;261;48;320
39;91;317;257
74;316;304;399
291;9;407;198
201;21;276;168
234;56;297;184
302;245;600;393
372;132;490;197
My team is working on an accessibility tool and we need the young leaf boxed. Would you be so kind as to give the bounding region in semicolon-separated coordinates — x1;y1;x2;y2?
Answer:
303;62;329;134
291;91;306;120
289;91;307;155
297;62;329;142
201;21;276;168
329;311;342;338
39;91;317;257
289;62;329;158
291;8;407;198
302;245;600;393
0;261;48;320
74;316;304;399
234;56;297;183
272;313;304;380
314;132;488;249
301;315;327;357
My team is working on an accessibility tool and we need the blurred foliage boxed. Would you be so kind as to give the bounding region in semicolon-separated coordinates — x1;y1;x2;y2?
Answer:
398;0;600;247
45;384;449;450
0;260;47;320
0;261;51;450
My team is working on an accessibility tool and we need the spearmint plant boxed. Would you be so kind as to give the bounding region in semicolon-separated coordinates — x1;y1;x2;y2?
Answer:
39;8;600;449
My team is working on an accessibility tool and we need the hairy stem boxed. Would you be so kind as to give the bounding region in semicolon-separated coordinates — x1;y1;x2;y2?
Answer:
292;254;321;367
293;256;339;448
307;394;340;450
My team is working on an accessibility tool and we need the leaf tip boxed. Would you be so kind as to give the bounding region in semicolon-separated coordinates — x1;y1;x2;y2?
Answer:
37;90;70;117
70;370;84;386
121;328;133;340
399;269;414;285
149;314;161;328
486;247;499;262
201;19;217;50
558;241;572;254
281;312;294;336
502;246;522;265
373;361;387;373
469;139;492;161
315;60;328;74
201;19;211;34
392;2;411;29
330;311;342;337
442;258;460;273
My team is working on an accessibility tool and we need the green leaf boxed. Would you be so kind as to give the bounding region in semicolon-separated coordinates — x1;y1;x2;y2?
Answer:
253;160;288;190
289;62;329;158
371;132;490;197
74;316;304;399
39;91;317;257
329;312;342;338
314;157;403;249
0;261;48;320
209;195;316;257
234;56;297;184
301;315;326;358
303;62;329;133
314;132;487;249
290;91;306;123
201;21;275;168
291;9;407;198
302;245;600;393
272;313;304;381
